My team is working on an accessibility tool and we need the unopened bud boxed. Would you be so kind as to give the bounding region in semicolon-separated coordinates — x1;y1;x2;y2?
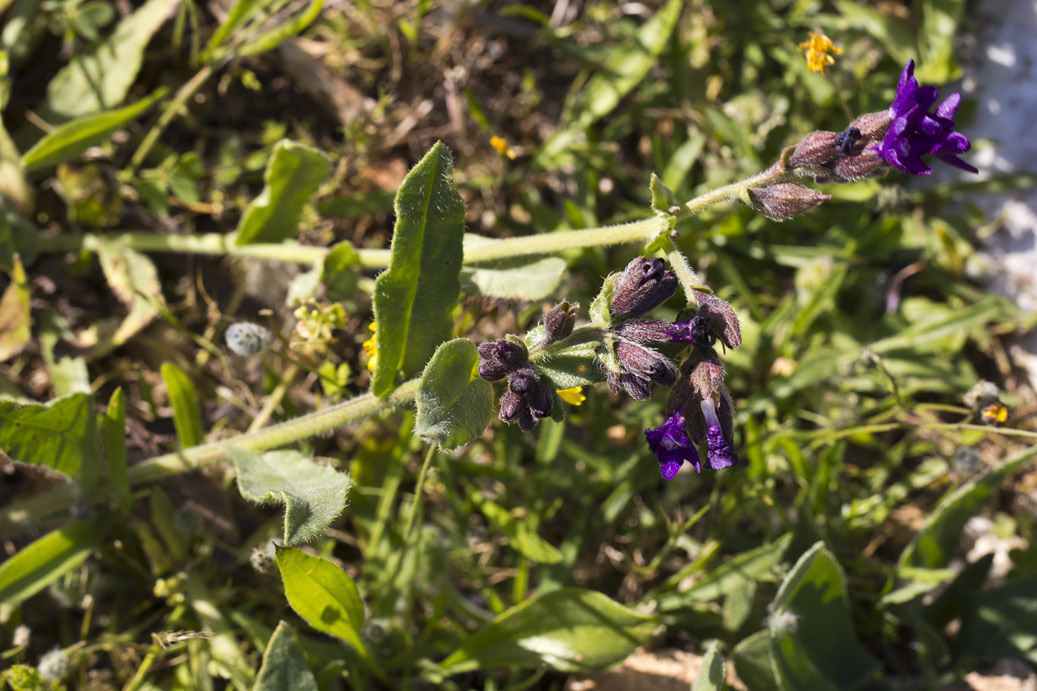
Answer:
610;257;677;319
477;339;527;381
689;348;726;402
848;110;893;143
827;148;890;181
615;341;677;387
694;292;742;350
787;130;838;169
543;301;577;344
834;127;862;157
611;319;678;344
606;370;653;401
748;183;830;222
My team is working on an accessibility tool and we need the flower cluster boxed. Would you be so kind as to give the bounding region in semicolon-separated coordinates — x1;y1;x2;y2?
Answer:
477;339;554;432
783;60;976;185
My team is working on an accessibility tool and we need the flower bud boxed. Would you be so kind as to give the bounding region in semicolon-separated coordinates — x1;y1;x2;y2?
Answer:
611;319;679;344
694;292;742;350
610;257;677;319
787;130;838;169
833;127;863;157
827;148;890;181
477;339;527;381
848;110;893;144
615;340;677;387
688;347;726;402
747;183;831;222
543;301;577;345
499;389;534;431
498;366;553;431
606;371;653;401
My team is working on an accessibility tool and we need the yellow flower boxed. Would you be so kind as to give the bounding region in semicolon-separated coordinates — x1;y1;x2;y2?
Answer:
798;32;843;74
362;322;378;372
490;135;517;160
556;387;586;406
981;403;1008;425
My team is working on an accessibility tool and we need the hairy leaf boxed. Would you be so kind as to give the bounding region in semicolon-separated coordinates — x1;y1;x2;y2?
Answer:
0;393;99;480
254;621;319;691
460;254;567;300
415;339;493;450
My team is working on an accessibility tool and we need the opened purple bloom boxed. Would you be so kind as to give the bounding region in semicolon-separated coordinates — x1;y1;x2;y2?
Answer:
645;411;701;479
874;60;978;175
700;397;738;470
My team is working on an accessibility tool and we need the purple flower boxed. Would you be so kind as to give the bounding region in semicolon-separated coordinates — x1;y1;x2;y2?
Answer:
874;60;978;176
700;397;738;470
645;412;701;479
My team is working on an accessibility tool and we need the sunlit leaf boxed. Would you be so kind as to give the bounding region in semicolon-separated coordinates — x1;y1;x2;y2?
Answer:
0;254;30;361
0;392;98;480
254;621;319;691
415;338;493;450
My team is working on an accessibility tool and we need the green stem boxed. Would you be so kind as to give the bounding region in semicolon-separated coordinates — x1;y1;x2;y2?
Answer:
0;379;420;536
402;445;436;541
656;235;710;308
128;65;214;175
679;165;789;218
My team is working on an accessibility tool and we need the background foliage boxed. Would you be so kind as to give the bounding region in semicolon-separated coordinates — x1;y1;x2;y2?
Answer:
1;0;1036;689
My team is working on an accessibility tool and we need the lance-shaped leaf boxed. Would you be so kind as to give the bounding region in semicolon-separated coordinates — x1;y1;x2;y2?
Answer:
22;89;165;170
275;547;374;665
0;515;112;606
0;393;99;481
231;448;352;546
161;363;204;448
768;542;879;691
415;338;492;450
254;621;319;691
438;588;656;674
371;142;464;396
0;255;31;361
235;140;330;245
41;0;179;122
692;640;727;691
96;241;165;350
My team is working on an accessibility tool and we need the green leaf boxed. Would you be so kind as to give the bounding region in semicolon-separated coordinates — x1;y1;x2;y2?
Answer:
161;363;204;449
371;142;465;396
96;240;165;350
0;392;99;481
2;664;49;691
41;0;180;122
656;534;792;609
235;140;330;245
320;241;360;302
231;448;352;546
414;338;493;450
0;515;112;606
37;310;90;396
958;574;1037;667
526;327;603;390
237;0;323;58
478;498;563;565
439;588;656;674
0;254;30;361
833;0;915;66
21;89;165;170
101;388;131;512
768;542;879;691
536;0;683;166
275;547;372;662
692;640;726;691
253;621;319;691
459;254;567;301
731;630;780;691
0;194;38;274
915;0;965;82
900;445;1037;570
649;173;678;215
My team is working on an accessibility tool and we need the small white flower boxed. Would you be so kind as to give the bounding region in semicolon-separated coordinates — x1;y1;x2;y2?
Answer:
37;647;70;682
766;608;800;635
13;624;30;648
225;322;273;357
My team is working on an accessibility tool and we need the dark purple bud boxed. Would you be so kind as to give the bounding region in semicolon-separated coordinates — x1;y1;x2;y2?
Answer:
499;366;553;431
544;301;578;345
826;148;891;181
833;127;862;157
787;131;838;169
747;184;831;222
694;292;742;350
610;257;677;319
612;319;681;344
478;339;527;381
499;390;535;432
615;341;677;387
606;371;653;401
688;348;725;402
645;411;701;478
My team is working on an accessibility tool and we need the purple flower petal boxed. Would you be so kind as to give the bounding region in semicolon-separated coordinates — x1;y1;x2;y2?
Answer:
645;412;701;478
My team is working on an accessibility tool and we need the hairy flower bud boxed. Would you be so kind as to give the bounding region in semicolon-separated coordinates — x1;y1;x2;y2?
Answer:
610;257;677;319
694;292;742;350
615;340;677;387
611;319;680;344
787;130;839;169
498;366;553;431
688;348;726;402
848;110;893;145
543;301;577;345
477;339;527;381
606;371;653;401
747;183;831;222
827;148;890;181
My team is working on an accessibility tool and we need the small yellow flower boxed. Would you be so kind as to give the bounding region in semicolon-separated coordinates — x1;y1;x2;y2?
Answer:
981;403;1008;425
490;135;517;160
556;387;586;406
798;32;843;74
362;322;378;372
